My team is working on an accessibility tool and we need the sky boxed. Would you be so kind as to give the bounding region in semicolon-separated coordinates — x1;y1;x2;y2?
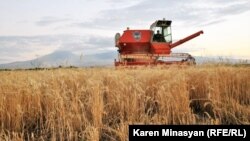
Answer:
0;0;250;64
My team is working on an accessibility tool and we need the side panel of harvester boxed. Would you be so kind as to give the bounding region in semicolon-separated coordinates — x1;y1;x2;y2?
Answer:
118;30;151;54
150;42;171;54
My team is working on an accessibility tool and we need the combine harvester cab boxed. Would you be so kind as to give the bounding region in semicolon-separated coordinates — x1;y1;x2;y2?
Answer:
114;19;203;67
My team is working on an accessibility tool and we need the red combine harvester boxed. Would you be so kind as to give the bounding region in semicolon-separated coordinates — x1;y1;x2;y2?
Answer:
114;19;203;66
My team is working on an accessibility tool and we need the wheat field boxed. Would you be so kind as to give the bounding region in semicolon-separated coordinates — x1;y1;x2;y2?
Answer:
0;65;249;140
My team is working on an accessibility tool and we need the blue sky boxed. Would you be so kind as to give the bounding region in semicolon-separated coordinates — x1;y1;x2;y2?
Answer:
0;0;250;64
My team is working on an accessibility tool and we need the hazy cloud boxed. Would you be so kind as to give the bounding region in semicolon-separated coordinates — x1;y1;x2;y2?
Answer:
36;16;71;26
0;36;60;63
0;34;115;64
74;0;250;29
84;36;113;47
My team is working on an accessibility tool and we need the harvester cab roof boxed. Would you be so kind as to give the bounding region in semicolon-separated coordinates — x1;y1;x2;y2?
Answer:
150;19;172;29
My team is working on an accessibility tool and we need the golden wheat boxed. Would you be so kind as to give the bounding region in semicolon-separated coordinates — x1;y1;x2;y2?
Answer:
0;65;249;140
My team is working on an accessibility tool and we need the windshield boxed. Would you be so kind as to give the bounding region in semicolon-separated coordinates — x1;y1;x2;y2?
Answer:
152;26;172;43
153;27;162;34
163;26;172;43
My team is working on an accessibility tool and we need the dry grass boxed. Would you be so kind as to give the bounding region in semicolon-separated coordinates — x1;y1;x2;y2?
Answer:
0;65;249;140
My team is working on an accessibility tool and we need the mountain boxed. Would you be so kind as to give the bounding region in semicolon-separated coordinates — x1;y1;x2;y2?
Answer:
81;51;117;66
194;56;249;64
0;50;117;69
0;50;248;69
